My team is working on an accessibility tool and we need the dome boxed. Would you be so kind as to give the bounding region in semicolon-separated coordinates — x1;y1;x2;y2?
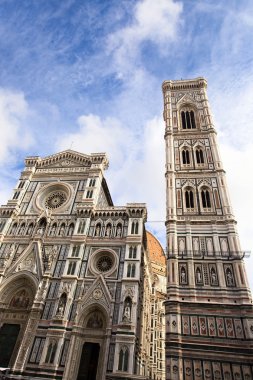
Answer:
146;231;166;265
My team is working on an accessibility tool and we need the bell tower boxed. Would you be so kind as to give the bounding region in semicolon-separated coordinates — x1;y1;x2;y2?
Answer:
162;78;253;380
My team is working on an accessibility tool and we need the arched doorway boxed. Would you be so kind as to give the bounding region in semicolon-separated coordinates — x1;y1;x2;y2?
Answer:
0;275;37;368
64;306;110;380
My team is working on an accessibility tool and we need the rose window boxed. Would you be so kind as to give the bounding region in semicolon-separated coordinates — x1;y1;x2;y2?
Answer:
96;256;113;272
45;191;67;209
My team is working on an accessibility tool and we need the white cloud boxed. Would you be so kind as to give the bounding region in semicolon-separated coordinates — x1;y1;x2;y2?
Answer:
0;88;33;164
107;0;183;74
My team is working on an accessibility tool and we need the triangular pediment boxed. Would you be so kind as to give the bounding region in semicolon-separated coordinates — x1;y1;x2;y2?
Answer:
79;275;112;314
176;93;196;106
38;150;92;169
6;241;44;280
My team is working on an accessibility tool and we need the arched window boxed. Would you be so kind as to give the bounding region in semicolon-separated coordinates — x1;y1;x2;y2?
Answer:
11;223;17;235
181;110;196;129
185;190;194;208
27;223;34;235
77;220;86;234
45;341;57;364
196;148;204;164
129;246;137;259
19;223;26;235
67;261;76;275
127;263;136;278
58;223;65;236
67;223;74;236
201;189;211;208
182;149;190;164
118;346;129;371
131;221;139;234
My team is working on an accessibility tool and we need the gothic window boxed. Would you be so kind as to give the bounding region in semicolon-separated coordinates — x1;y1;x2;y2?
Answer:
58;223;65;236
127;263;136;278
185;189;194;208
181;110;196;129
45;341;58;364
196;148;204;164
201;189;211;208
129;246;137;259
27;223;34;235
29;337;46;363
89;178;96;187
86;190;93;198
118;346;129;371
67;223;74;236
182;149;190;164
10;223;17;235
67;261;76;275
77;220;86;234
131;221;139;234
72;245;80;257
59;340;70;366
19;223;26;235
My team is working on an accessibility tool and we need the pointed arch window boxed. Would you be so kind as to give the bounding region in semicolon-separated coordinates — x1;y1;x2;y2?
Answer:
67;223;74;236
201;189;211;208
129;246;137;259
45;341;57;364
50;223;57;236
185;190;194;208
181;110;196;129
131;221;139;234
182;149;190;164
118;346;129;371
196;148;204;164
127;263;136;278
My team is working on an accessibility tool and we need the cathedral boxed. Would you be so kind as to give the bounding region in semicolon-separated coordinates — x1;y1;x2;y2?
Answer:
0;78;252;380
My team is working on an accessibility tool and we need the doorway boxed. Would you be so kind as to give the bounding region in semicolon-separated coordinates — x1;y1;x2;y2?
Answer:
77;342;100;380
0;324;20;367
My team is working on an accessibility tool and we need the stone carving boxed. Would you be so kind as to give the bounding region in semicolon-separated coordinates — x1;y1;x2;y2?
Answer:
87;312;103;328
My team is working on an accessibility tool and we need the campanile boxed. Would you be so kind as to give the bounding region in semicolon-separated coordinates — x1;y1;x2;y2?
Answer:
162;78;253;379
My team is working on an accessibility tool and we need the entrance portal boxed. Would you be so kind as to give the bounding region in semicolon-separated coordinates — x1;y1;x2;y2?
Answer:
0;324;20;367
77;342;100;380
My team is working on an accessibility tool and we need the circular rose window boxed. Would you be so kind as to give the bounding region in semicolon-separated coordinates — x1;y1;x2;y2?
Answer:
90;249;118;276
45;191;67;209
96;256;113;272
34;183;72;213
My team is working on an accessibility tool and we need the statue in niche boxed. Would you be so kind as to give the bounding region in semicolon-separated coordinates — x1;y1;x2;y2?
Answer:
116;225;122;237
95;224;101;236
226;268;234;286
105;225;111;237
9;289;30;309
210;268;217;284
47;245;58;270
56;293;67;317
87;312;103;328
195;267;202;283
123;297;132;322
180;267;186;284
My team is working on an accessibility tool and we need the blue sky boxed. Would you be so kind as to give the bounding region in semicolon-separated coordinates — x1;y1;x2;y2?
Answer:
0;0;253;288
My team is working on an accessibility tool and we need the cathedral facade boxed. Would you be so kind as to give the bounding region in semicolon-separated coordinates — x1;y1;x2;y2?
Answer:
0;151;166;379
162;78;253;379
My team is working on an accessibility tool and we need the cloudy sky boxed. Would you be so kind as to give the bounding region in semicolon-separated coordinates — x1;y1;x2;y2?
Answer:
0;0;253;289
